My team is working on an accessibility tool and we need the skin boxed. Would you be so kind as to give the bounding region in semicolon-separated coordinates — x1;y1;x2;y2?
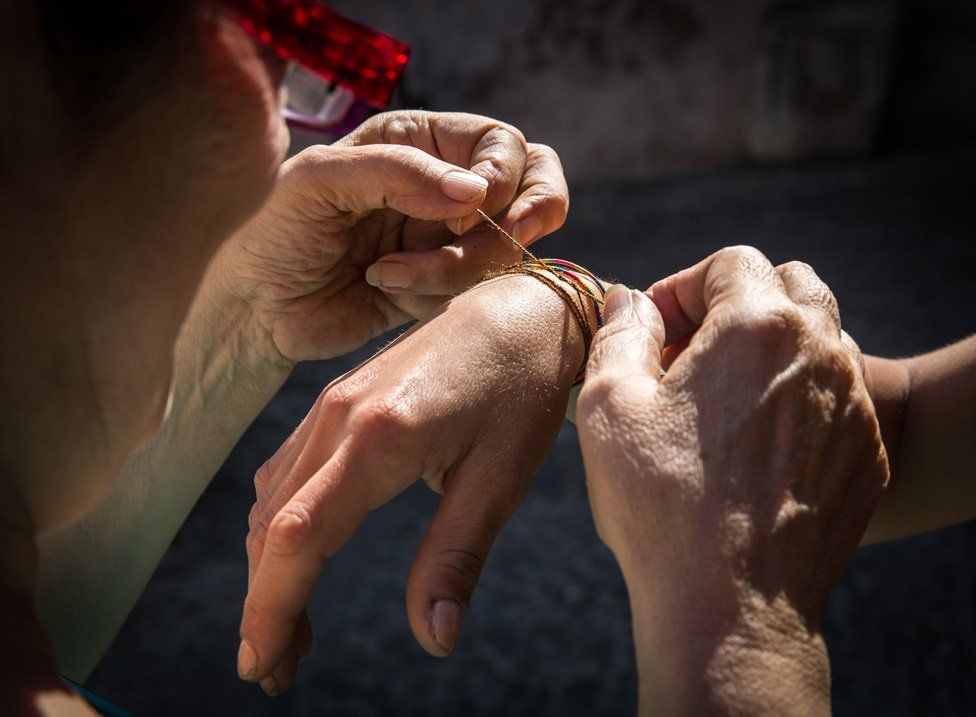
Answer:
4;1;571;712
5;1;971;710
38;113;569;683
3;6;288;713
577;247;892;715
239;233;974;704
238;271;599;695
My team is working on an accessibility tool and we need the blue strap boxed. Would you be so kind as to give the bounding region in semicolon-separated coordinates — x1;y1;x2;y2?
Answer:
61;675;131;717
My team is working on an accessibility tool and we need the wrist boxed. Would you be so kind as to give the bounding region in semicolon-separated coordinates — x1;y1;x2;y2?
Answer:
465;271;600;386
197;246;296;373
628;583;830;716
175;264;293;419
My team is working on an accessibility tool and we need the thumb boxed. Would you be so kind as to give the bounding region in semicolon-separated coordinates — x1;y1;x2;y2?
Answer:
585;285;666;382
286;144;488;219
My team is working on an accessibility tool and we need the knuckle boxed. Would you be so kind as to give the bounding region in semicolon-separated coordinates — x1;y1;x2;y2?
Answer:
247;502;263;533
714;245;775;281
376;111;427;146
485;122;528;152
253;459;273;491
318;380;360;418
717;244;767;266
779;262;839;312
350;397;414;436
529;188;570;226
779;259;815;276
265;505;314;557
735;304;811;344
528;142;559;161
245;526;266;560
434;548;485;592
253;456;281;497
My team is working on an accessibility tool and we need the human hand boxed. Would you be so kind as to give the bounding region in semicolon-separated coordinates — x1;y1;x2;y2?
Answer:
210;110;568;365
576;248;889;715
237;272;593;695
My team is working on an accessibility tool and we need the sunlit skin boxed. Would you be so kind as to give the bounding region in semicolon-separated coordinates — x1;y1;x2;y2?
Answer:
5;2;975;714
3;1;572;713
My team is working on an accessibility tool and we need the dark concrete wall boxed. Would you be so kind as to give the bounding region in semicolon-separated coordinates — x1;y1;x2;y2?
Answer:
317;0;975;178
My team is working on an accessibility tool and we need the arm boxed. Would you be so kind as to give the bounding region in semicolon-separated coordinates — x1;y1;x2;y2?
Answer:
37;267;291;681
36;111;572;681
861;335;976;543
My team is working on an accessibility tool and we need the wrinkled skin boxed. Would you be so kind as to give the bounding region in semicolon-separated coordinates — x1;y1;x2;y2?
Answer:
239;274;590;695
213;110;569;365
576;247;890;715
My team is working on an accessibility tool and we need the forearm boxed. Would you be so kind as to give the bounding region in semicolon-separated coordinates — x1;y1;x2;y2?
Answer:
37;266;291;680
862;334;976;543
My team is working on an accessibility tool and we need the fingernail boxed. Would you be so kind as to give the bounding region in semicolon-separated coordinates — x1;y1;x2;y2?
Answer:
260;674;281;697
513;215;542;245
431;599;462;655
365;261;413;289
238;639;258;680
441;170;489;203
602;285;633;322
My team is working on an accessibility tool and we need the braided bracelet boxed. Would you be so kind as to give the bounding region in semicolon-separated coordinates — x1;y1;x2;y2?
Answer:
471;209;607;385
485;259;606;385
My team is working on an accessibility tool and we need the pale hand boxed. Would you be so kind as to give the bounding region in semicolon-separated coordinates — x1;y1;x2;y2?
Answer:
210;110;569;365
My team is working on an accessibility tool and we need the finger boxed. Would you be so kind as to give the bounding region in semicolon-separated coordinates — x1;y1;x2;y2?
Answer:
775;261;842;333
247;383;354;592
286;144;489;220
405;452;526;657
584;285;666;382
451;122;529;236
239;446;372;684
648;246;787;343
660;331;694;372
257;611;311;696
333;110;528;236
252;396;328;509
258;635;300;697
366;144;569;297
365;224;518;297
494;143;570;246
295;610;313;662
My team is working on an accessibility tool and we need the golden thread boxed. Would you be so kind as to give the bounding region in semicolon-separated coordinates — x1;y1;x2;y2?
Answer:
475;208;604;308
476;208;543;265
475;208;610;376
484;265;592;373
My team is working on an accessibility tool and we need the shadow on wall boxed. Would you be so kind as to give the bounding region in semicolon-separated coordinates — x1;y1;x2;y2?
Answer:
312;0;976;179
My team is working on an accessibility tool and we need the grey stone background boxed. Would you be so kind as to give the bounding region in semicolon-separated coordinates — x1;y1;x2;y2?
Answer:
86;1;975;715
295;0;976;178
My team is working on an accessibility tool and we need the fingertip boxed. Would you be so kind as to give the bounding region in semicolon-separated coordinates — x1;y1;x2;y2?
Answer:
365;260;415;290
238;639;259;681
512;214;543;246
440;169;489;204
648;274;699;345
450;208;489;236
601;284;632;323
260;674;281;698
430;598;463;656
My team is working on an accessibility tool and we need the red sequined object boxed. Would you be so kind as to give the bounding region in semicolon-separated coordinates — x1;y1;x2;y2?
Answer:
231;0;410;109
